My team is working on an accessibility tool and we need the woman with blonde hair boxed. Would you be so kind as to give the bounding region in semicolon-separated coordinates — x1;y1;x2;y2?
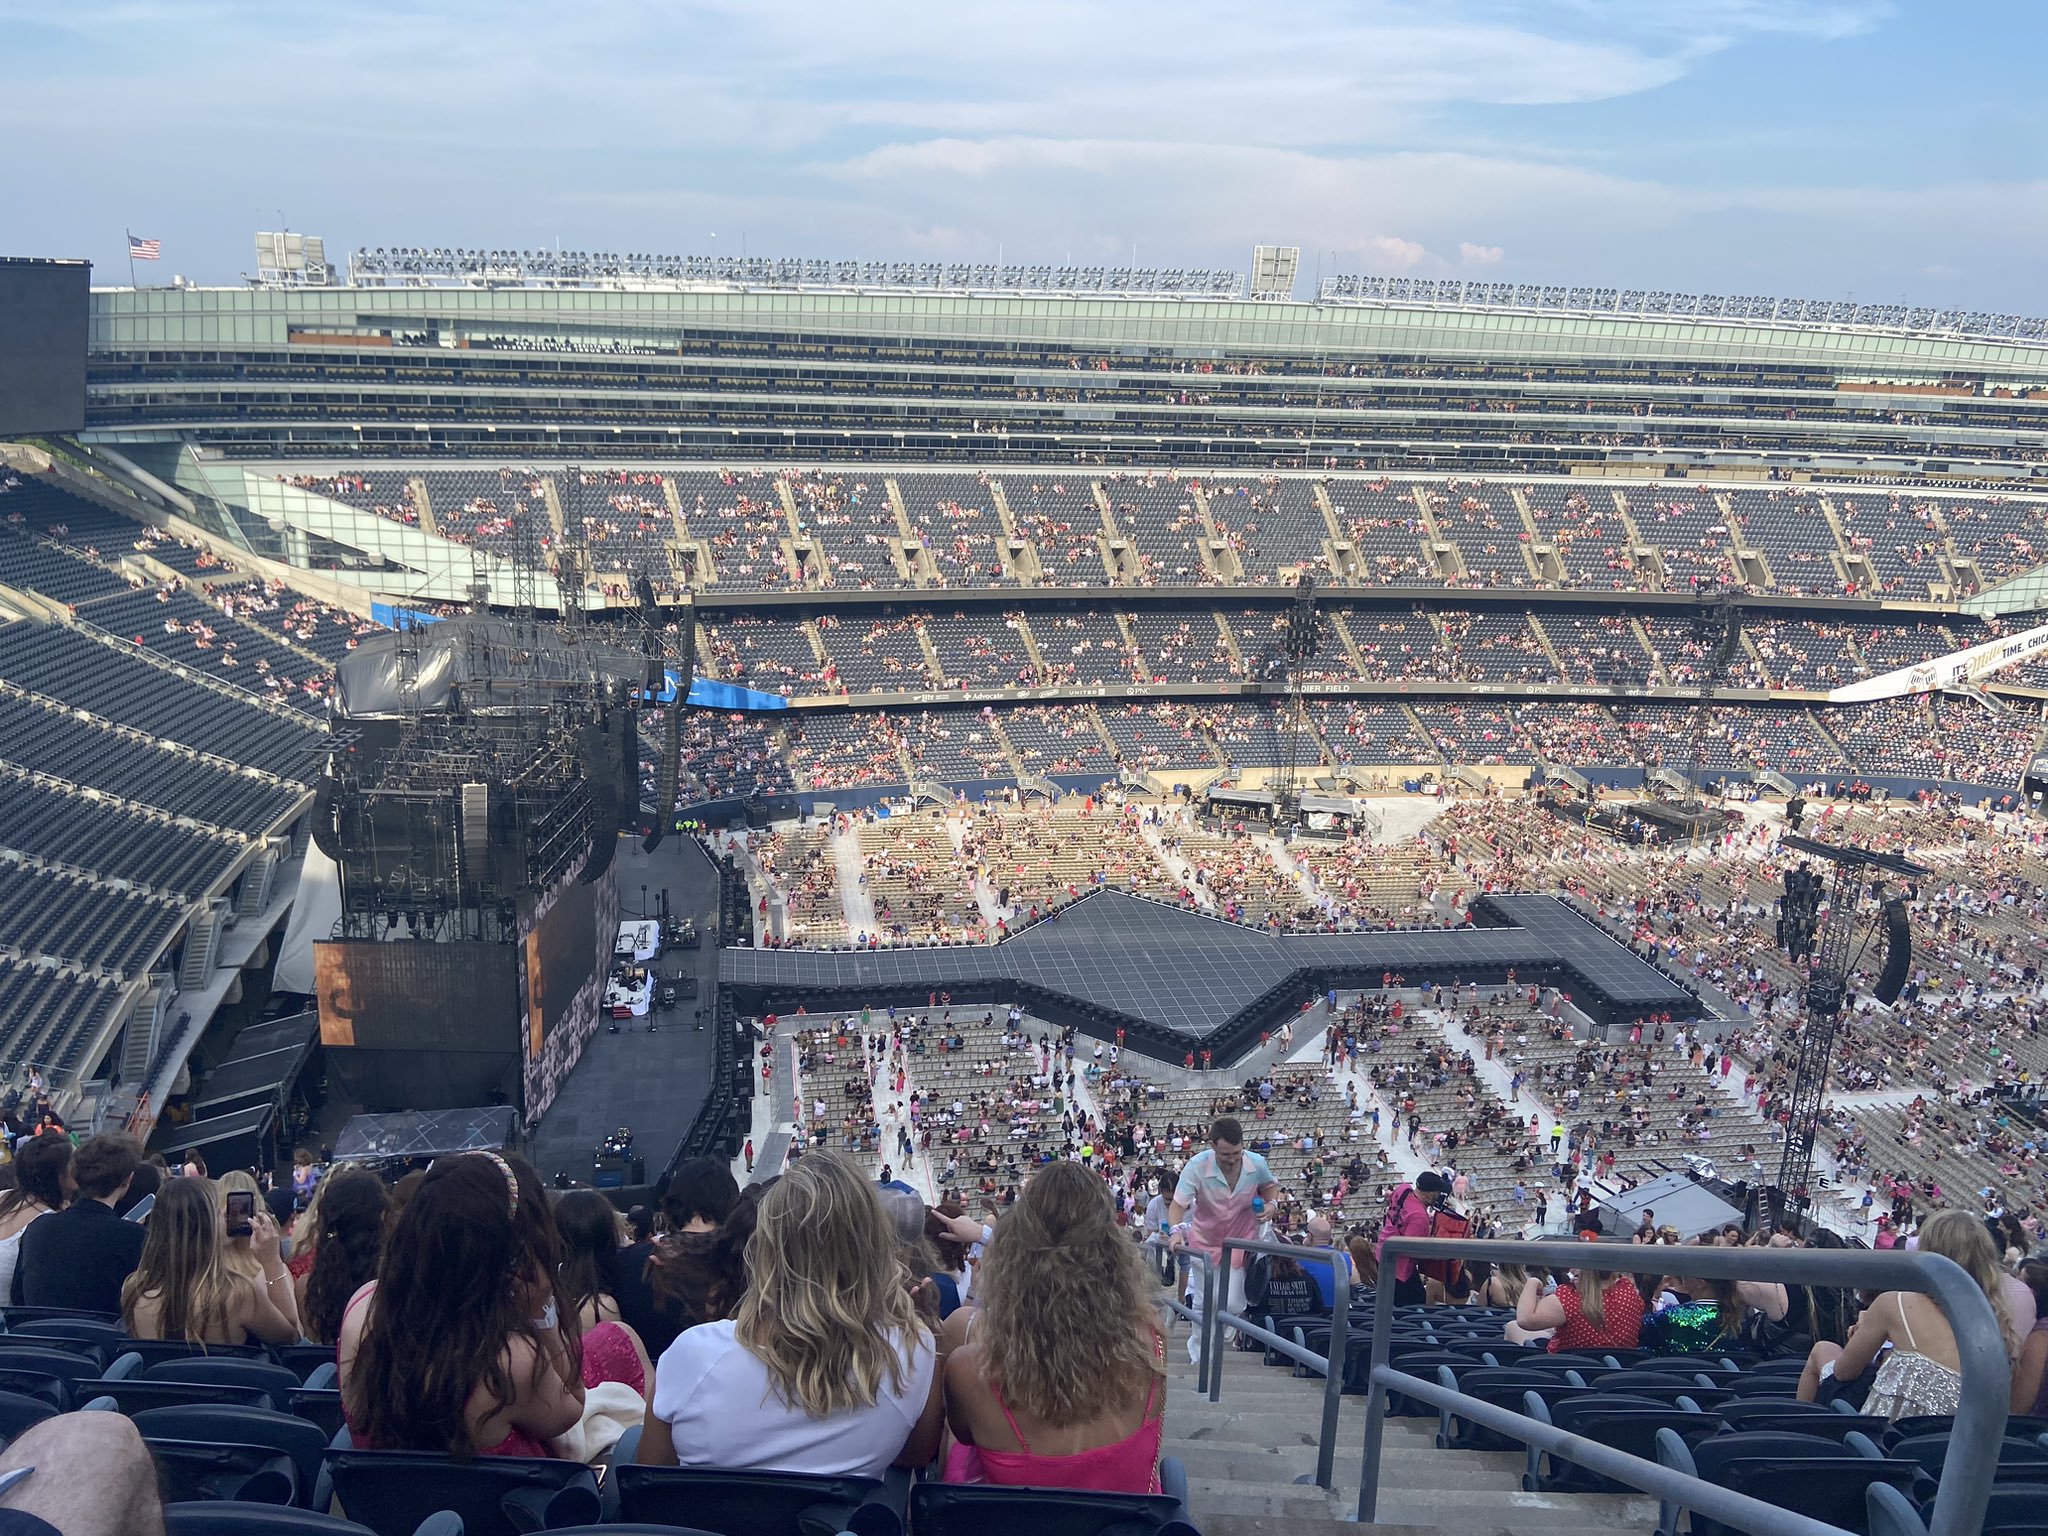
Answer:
1514;1256;1645;1353
636;1150;941;1477
944;1160;1167;1493
123;1177;299;1345
213;1170;305;1340
1797;1208;2017;1419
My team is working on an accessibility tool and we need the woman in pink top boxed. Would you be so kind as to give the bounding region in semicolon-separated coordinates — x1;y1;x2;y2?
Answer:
946;1161;1170;1496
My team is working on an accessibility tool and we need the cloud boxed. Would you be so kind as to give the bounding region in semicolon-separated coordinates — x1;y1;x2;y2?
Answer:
3;0;2039;311
1366;236;1430;271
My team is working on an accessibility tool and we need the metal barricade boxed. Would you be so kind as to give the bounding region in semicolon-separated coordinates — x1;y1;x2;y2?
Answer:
1361;1238;2008;1536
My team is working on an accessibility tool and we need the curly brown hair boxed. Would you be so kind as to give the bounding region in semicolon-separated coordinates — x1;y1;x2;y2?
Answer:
975;1160;1163;1427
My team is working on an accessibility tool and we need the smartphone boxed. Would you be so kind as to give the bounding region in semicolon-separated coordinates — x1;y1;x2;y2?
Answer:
123;1192;156;1223
225;1190;255;1238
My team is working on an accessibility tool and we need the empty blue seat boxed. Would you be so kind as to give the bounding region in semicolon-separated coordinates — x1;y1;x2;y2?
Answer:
1659;1428;1922;1536
615;1465;906;1536
1525;1395;1720;1494
86;1379;276;1414
326;1448;601;1536
1436;1367;1594;1451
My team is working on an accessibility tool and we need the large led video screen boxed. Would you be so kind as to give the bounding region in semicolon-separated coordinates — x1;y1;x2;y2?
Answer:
0;259;89;438
314;939;519;1051
524;881;598;1055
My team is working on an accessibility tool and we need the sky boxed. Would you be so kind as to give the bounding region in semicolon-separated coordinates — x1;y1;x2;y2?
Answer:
2;0;2045;309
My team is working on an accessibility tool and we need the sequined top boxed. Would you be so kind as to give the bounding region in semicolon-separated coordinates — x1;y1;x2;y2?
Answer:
1866;1349;1963;1421
1637;1300;1732;1355
1863;1300;1964;1422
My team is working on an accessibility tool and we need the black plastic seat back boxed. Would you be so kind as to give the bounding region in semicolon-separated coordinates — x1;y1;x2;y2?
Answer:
911;1482;1192;1536
90;1379;275;1414
327;1449;600;1536
147;1358;301;1412
0;1388;56;1444
8;1318;129;1350
145;1438;299;1507
1716;1406;1890;1442
1888;1433;2048;1477
117;1340;269;1372
0;1344;103;1383
288;1387;344;1439
0;1369;70;1413
1699;1456;1920;1536
617;1464;900;1536
273;1344;339;1382
1537;1401;1721;1493
133;1406;328;1510
1718;1373;1803;1399
1975;1485;2048;1536
1889;1413;2048;1444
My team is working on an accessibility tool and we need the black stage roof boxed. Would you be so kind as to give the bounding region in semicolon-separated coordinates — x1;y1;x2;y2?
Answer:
720;890;1697;1066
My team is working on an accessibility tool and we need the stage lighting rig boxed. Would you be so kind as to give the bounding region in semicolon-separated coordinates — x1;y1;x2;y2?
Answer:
1769;833;1928;1223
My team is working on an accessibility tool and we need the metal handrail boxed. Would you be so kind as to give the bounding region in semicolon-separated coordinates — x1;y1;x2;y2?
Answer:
1200;1236;1353;1489
1143;1241;1219;1397
1361;1238;2008;1536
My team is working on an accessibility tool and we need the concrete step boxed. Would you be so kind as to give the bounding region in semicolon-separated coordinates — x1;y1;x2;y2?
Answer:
1171;1442;1528;1492
1164;1408;1430;1448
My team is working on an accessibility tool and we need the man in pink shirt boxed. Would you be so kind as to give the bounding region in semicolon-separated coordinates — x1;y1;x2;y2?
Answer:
1166;1117;1279;1364
1379;1171;1450;1306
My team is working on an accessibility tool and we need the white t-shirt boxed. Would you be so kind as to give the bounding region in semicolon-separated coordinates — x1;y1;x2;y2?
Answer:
651;1319;935;1479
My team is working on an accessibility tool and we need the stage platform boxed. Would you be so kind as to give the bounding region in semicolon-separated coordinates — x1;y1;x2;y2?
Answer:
720;889;1698;1067
526;834;722;1188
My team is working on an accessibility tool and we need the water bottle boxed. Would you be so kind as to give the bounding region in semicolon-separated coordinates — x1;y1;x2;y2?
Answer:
1251;1196;1266;1216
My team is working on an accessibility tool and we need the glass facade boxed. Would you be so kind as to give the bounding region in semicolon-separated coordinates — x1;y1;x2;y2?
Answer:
80;285;2048;477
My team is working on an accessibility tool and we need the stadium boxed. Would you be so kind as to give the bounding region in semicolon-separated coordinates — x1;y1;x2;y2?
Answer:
0;237;2041;1535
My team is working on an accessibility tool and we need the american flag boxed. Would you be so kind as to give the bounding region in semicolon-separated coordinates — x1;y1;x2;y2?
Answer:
128;235;161;260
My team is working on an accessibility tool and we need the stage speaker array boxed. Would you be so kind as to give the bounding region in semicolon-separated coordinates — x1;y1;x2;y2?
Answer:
645;703;683;853
1873;897;1913;1005
579;716;620;884
460;783;492;882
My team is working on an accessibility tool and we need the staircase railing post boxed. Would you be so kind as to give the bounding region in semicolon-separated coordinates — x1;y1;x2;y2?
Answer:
1355;1254;1393;1524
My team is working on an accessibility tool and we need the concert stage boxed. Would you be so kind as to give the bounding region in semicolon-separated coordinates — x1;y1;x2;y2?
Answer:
525;833;723;1187
720;889;1699;1068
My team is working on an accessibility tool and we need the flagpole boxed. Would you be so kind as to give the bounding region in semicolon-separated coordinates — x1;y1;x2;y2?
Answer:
126;229;137;290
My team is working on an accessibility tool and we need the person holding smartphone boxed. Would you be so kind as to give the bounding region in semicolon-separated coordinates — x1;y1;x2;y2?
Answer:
217;1171;305;1338
122;1178;299;1346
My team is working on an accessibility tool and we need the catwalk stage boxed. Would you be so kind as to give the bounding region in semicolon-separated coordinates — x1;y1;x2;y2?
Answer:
526;834;724;1186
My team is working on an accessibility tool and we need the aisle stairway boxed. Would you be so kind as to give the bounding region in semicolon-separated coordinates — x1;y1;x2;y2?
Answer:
1154;1313;1659;1536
